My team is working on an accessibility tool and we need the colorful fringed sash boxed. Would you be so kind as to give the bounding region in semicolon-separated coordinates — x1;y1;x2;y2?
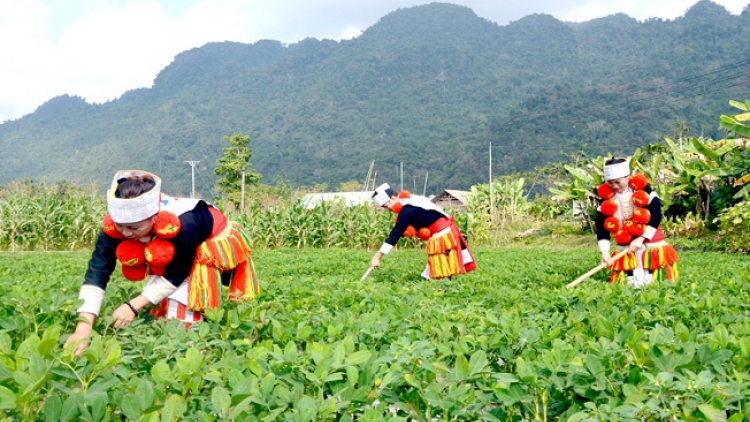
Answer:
643;243;679;283
608;250;637;284
188;221;259;312
425;215;474;279
608;242;679;284
426;228;461;279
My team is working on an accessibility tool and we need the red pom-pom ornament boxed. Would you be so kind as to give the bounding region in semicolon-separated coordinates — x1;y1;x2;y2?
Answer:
632;208;651;224
624;220;645;237
398;191;412;199
102;214;125;239
613;230;632;246
145;238;175;267
632;190;650;207
629;174;648;191
391;202;403;214
404;226;416;237
149;265;166;276
121;264;147;281
116;239;146;267
417;228;431;241
600;199;618;216
153;212;181;238
604;216;622;233
597;183;615;200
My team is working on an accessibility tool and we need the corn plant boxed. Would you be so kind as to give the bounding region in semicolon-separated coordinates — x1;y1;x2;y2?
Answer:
0;181;104;251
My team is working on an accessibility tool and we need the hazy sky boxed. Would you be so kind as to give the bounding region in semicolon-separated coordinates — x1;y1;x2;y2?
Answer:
0;0;747;122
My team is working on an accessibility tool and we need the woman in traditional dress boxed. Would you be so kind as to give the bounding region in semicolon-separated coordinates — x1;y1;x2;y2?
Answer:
65;170;259;355
596;157;678;287
368;183;476;279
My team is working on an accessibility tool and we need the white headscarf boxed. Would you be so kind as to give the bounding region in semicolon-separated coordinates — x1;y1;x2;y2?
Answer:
603;159;630;181
106;170;162;223
371;183;394;207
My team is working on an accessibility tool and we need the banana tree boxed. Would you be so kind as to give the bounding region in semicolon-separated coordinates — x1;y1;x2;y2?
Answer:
718;99;750;198
548;156;606;233
468;177;531;227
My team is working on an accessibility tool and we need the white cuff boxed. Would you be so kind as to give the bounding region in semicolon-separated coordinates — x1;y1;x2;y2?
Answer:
598;239;611;255
379;243;393;255
142;275;179;304
643;225;656;240
77;285;105;316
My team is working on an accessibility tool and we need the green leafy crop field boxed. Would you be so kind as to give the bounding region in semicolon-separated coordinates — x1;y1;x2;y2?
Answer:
1;248;749;421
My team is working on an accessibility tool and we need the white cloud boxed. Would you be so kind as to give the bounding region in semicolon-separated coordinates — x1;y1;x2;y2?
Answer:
0;0;262;121
0;0;54;120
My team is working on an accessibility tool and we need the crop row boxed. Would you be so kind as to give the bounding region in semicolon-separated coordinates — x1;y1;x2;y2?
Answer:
0;248;748;420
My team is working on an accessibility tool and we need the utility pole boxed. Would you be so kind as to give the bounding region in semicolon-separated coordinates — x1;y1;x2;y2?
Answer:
400;161;404;192
185;160;200;198
489;143;494;225
241;168;246;213
423;171;429;196
364;160;375;191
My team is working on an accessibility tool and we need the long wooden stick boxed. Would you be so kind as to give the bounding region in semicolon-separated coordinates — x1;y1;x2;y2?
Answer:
566;249;629;289
360;267;373;282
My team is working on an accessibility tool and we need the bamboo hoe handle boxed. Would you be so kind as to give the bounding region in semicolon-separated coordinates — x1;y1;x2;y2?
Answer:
360;267;373;282
566;249;630;289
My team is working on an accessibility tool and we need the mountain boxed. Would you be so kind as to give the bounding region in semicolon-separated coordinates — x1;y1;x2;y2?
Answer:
1;1;749;195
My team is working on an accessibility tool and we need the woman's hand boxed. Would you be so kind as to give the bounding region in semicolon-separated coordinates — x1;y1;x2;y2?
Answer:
64;313;95;356
370;254;381;270
112;295;149;329
600;251;613;267
629;236;645;253
112;303;137;328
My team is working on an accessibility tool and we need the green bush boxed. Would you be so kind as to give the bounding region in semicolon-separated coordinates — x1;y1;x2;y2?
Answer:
715;199;750;253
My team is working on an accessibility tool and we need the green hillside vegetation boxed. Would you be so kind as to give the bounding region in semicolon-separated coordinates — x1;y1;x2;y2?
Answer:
1;1;749;195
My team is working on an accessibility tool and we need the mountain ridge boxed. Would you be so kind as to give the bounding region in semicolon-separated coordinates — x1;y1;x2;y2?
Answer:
1;1;749;195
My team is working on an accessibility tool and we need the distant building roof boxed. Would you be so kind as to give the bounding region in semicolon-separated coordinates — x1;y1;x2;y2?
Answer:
432;189;471;205
300;191;374;209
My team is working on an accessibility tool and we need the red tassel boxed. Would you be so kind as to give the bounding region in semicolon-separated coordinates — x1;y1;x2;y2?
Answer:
632;190;650;207
102;214;125;239
116;239;146;267
604;216;622;233
153;211;181;238
629;174;648;190
597;183;615;200
600;199;618;216
145;238;175;267
122;264;147;281
632;208;651;224
417;228;431;241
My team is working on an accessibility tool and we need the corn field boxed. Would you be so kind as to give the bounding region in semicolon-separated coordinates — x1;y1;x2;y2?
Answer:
0;181;105;252
0;182;486;252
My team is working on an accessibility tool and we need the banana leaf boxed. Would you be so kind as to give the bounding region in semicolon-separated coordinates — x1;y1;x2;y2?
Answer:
720;115;750;138
690;137;720;163
733;174;750;187
734;184;750;199
729;99;750;111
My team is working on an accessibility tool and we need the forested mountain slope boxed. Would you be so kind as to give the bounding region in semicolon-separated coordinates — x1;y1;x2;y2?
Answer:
1;1;748;194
